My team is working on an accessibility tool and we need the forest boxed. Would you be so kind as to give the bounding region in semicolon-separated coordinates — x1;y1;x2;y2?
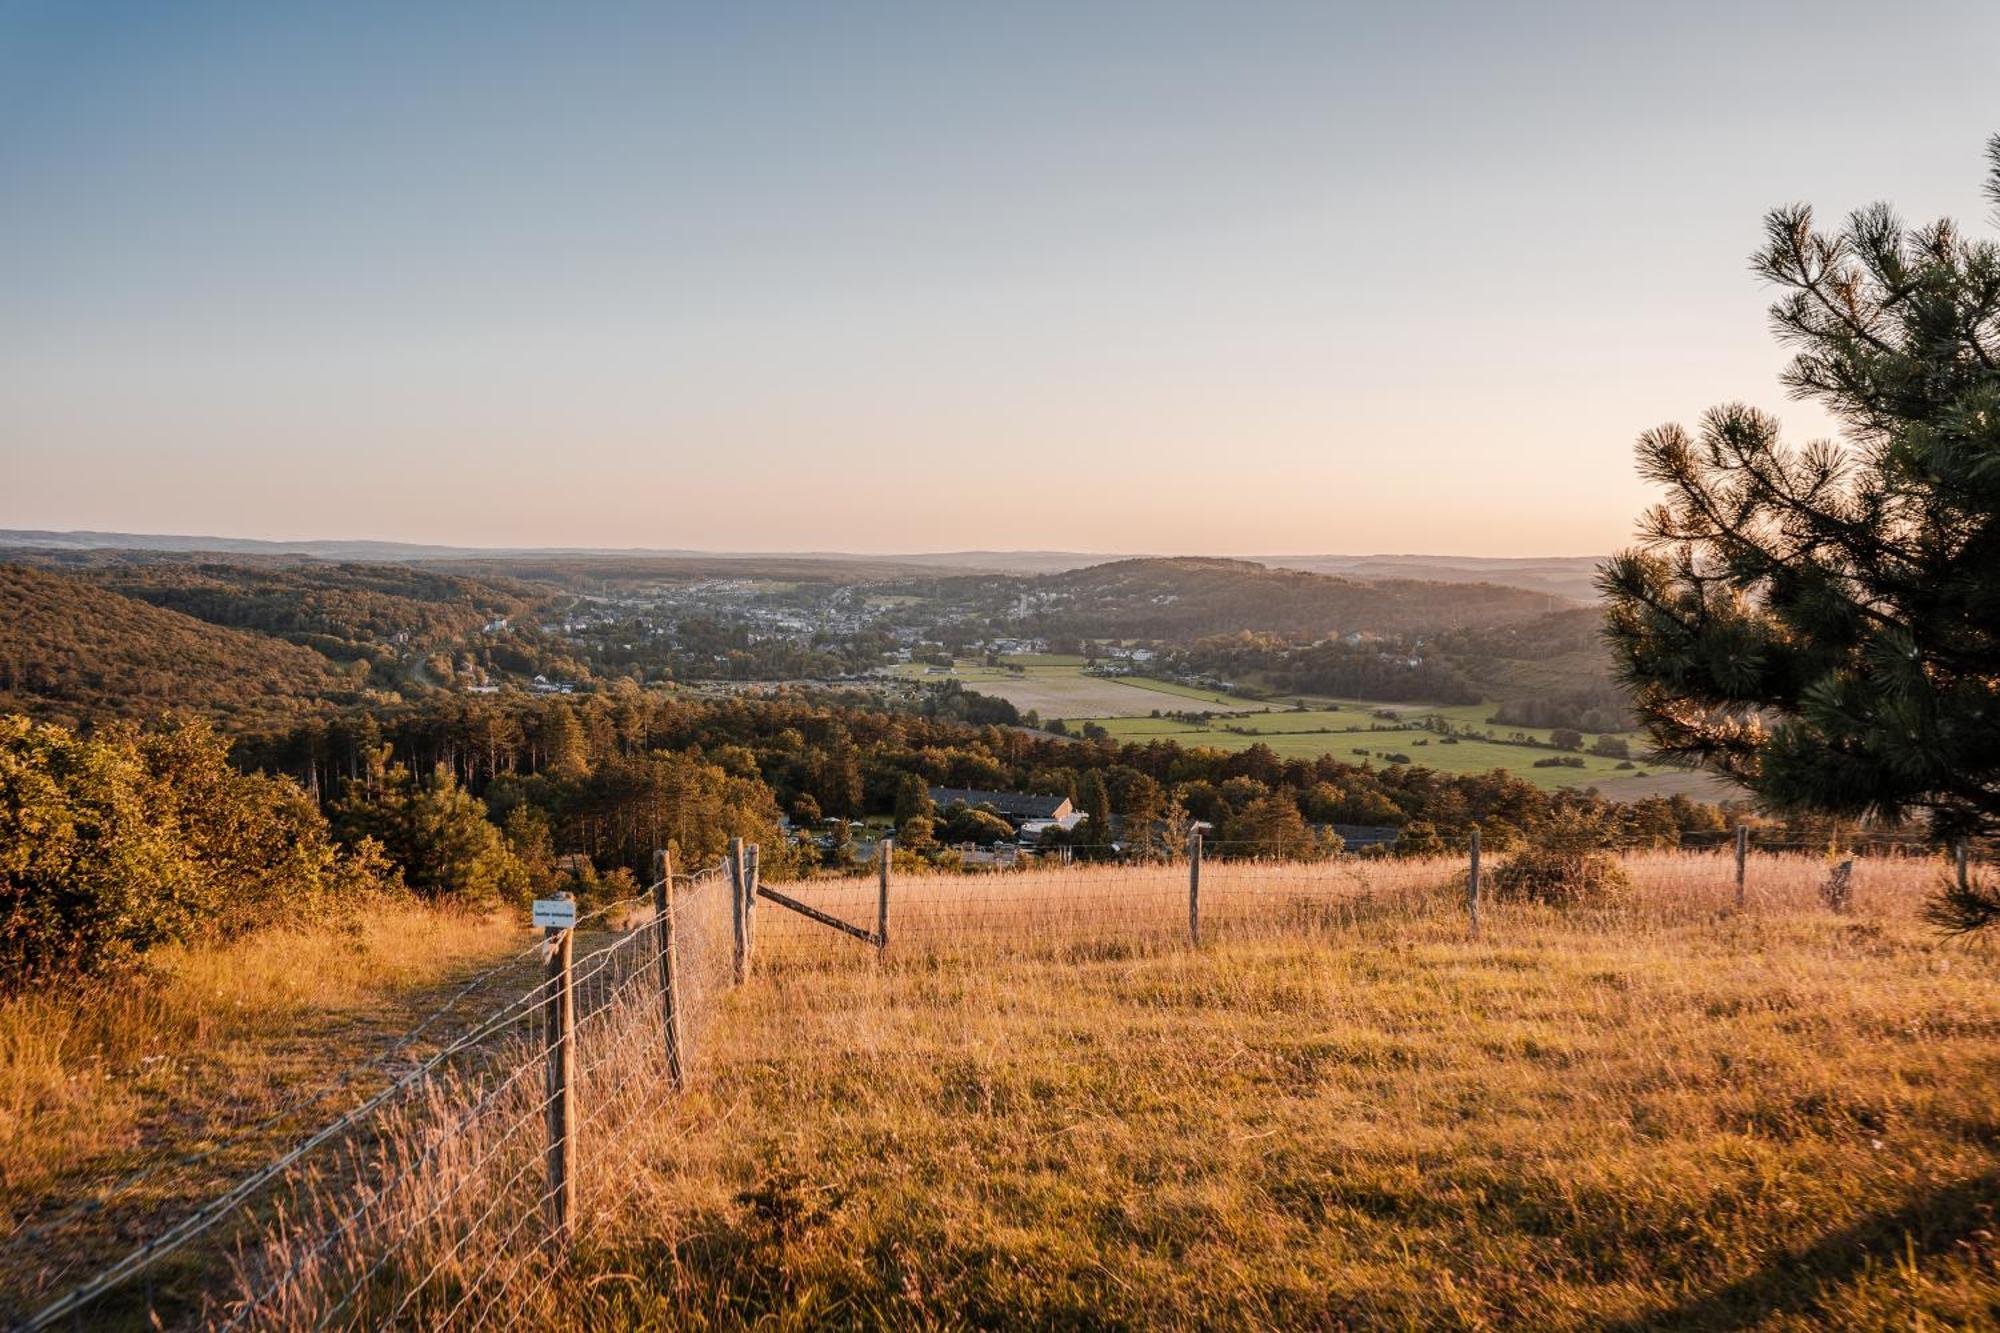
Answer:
1168;631;1484;704
0;564;366;726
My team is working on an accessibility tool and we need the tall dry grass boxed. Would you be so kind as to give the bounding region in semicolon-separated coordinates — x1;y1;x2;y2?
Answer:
0;900;527;1325
750;847;1956;960
214;866;740;1331
213;848;1999;1329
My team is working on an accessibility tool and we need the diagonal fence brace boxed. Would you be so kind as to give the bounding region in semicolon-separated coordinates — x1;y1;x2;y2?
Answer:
755;884;880;945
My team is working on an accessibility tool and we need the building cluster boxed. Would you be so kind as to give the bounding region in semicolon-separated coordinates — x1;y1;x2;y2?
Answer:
925;786;1087;845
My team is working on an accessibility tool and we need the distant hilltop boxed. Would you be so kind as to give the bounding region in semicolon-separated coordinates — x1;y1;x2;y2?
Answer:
0;530;1605;600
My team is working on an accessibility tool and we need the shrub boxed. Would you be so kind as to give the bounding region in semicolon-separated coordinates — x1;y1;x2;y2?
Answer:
1486;807;1630;906
1490;846;1629;905
1394;820;1446;857
937;802;1015;847
0;714;388;983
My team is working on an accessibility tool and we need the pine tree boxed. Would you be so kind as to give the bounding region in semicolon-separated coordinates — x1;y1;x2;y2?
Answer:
334;763;526;904
893;772;935;827
536;700;589;780
1079;770;1113;849
823;816;853;869
1602;137;2000;927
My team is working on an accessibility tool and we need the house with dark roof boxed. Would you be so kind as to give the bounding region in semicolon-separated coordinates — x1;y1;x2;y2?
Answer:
1329;823;1402;849
928;786;1074;825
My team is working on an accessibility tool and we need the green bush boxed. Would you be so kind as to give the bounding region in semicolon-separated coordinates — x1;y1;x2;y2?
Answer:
0;713;389;983
936;802;1015;847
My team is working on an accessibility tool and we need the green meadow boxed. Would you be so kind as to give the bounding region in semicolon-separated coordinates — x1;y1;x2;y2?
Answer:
897;655;1663;794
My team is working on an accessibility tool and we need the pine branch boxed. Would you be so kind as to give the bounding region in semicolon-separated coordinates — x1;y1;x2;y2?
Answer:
1922;870;2000;935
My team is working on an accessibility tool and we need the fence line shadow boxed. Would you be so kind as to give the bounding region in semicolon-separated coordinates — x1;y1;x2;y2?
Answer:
1601;1169;1999;1331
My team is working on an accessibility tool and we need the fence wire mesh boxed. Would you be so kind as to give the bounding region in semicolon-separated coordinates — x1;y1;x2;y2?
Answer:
7;863;737;1332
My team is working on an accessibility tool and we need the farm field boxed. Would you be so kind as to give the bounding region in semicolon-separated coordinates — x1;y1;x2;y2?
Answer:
902;655;1668;794
1080;711;1648;791
891;654;1251;718
480;854;1999;1328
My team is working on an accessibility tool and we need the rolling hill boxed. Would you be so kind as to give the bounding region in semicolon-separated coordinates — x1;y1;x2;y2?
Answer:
1264;553;1603;603
31;554;549;655
0;532;1611;595
1028;557;1572;639
0;564;362;726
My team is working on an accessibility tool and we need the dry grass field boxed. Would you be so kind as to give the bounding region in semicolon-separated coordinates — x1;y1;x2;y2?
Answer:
223;844;2000;1320
645;855;1999;1329
0;903;531;1320
177;851;2000;1330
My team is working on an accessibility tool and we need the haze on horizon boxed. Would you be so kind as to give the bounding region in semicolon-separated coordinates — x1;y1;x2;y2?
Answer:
4;1;1996;557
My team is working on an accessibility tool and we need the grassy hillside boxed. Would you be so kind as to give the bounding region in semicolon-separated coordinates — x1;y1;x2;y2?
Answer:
580;856;2000;1328
654;877;1993;1327
215;851;1995;1329
23;851;1992;1326
0;564;362;726
0;903;528;1320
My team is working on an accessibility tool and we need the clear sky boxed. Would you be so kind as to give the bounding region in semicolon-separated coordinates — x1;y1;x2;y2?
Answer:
3;2;1996;556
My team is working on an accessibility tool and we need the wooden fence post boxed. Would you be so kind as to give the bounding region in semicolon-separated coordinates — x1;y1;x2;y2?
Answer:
1466;827;1480;939
651;849;683;1091
1735;825;1748;908
1956;840;1970;894
745;842;761;965
876;836;893;953
1187;829;1203;946
729;837;749;984
542;908;575;1248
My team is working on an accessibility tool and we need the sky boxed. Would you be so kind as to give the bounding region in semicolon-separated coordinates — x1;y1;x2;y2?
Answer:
3;2;1997;557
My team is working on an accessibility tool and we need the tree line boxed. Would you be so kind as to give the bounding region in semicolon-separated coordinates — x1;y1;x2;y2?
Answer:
236;686;1734;875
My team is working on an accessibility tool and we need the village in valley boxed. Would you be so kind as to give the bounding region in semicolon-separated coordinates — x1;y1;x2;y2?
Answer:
444;556;1688;873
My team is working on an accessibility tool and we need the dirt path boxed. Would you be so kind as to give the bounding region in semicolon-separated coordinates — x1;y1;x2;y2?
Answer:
0;924;567;1328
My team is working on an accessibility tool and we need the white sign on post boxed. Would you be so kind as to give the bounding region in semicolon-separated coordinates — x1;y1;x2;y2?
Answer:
532;898;577;930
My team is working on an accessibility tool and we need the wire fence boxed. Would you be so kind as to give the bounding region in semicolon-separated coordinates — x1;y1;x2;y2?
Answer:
5;861;737;1332
751;832;1986;968
6;832;1984;1329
